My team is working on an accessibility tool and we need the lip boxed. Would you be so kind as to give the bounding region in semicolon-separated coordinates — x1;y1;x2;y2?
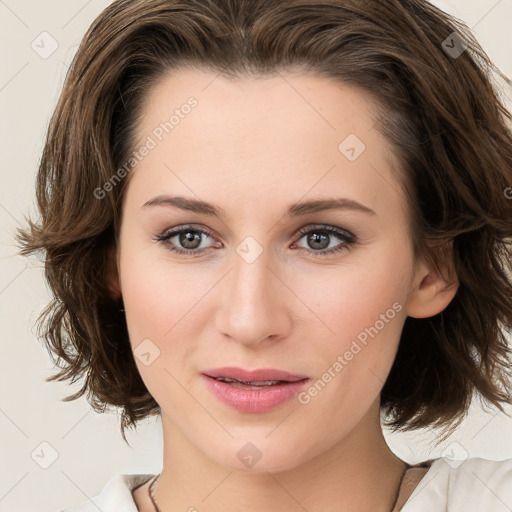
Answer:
202;367;309;382
201;374;310;413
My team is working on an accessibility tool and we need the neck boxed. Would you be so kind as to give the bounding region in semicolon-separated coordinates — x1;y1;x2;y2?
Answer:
153;401;406;512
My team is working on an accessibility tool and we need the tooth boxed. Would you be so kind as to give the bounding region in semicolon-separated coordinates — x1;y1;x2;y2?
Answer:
215;377;283;386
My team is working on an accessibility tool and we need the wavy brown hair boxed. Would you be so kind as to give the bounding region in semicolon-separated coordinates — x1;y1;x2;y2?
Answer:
18;0;512;445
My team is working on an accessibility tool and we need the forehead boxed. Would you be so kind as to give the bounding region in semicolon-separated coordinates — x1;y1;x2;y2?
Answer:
136;66;381;147
127;67;404;219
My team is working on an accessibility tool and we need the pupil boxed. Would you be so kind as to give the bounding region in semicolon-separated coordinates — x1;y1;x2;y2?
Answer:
309;232;328;250
180;231;201;249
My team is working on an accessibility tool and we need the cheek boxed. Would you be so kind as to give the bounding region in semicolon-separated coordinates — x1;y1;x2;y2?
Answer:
301;247;411;378
310;251;408;326
119;251;208;396
122;269;211;357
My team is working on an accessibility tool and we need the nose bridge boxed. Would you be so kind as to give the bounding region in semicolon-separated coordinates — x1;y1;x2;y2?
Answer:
233;245;271;303
216;240;289;344
231;242;275;317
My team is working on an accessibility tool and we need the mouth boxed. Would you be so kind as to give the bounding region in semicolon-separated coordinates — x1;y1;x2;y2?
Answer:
200;367;310;412
201;367;309;387
206;376;302;389
201;375;310;412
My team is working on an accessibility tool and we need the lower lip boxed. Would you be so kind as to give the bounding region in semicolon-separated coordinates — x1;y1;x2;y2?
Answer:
201;375;310;413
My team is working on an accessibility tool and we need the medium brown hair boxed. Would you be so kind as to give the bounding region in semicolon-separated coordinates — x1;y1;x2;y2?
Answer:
18;0;512;444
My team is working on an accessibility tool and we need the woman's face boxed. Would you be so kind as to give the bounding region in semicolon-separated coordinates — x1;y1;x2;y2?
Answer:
116;67;430;472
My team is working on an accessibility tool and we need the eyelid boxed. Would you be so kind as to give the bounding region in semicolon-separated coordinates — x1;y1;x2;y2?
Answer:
294;224;356;243
154;224;220;255
155;223;357;257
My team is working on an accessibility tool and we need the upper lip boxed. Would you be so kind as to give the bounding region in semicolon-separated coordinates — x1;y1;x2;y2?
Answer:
202;367;309;382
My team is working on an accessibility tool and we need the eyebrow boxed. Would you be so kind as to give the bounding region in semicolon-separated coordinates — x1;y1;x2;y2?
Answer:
142;195;376;217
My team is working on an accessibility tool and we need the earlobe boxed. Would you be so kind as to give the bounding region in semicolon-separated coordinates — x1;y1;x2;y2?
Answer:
406;245;459;319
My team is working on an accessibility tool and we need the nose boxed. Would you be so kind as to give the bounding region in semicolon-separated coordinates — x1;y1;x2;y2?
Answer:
215;245;292;347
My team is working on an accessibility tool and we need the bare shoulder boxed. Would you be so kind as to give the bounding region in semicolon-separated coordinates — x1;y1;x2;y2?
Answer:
132;478;155;512
394;466;431;511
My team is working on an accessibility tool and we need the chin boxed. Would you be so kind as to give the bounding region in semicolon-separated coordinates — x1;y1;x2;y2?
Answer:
203;435;308;474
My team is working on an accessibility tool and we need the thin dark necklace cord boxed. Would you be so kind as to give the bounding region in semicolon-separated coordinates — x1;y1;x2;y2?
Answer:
148;462;411;512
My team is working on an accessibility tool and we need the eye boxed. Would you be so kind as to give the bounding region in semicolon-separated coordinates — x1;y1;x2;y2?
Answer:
292;225;356;257
154;225;221;257
154;224;356;258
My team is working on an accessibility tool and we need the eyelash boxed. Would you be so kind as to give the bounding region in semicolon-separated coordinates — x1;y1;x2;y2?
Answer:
154;224;357;258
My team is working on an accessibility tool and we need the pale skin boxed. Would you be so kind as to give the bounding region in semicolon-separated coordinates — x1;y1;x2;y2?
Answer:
108;67;458;511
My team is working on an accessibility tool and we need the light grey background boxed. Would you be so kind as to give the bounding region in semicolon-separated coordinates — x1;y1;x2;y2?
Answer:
0;1;511;511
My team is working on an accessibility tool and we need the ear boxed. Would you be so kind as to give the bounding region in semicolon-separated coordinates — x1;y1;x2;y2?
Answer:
105;244;122;300
406;241;459;319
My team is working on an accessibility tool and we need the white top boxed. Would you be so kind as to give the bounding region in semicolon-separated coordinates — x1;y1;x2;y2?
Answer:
59;457;512;511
